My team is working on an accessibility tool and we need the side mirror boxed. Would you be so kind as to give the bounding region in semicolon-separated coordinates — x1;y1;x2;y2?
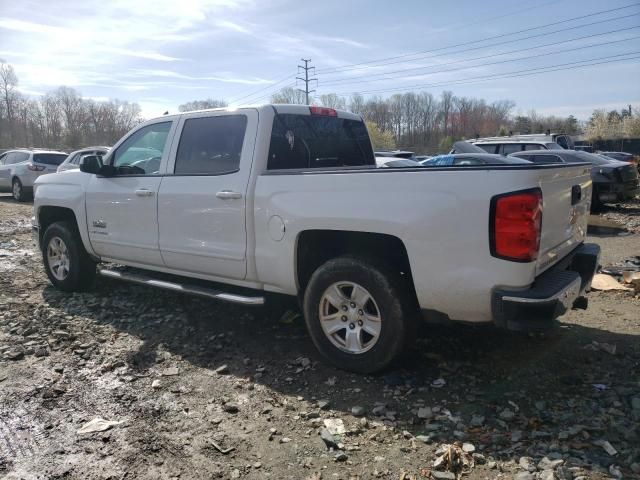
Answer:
79;155;116;177
79;155;102;174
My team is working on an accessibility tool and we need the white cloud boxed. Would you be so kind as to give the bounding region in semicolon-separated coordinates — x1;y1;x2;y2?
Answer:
215;20;251;34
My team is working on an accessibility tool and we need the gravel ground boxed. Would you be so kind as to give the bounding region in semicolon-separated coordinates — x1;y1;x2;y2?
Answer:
0;194;639;480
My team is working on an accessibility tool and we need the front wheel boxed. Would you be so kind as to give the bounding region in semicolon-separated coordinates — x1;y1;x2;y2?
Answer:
42;221;96;291
303;256;414;373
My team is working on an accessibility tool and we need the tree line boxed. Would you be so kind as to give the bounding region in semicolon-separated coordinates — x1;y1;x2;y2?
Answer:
2;59;638;154
0;61;142;151
269;87;590;152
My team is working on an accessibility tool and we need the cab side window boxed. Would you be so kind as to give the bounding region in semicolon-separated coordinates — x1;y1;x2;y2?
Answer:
112;122;172;175
174;115;247;175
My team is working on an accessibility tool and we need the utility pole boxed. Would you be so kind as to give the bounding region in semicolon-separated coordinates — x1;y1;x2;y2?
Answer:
297;59;316;105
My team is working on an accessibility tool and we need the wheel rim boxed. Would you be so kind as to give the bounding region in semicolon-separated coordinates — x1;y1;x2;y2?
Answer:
12;180;21;199
319;281;382;354
47;236;70;281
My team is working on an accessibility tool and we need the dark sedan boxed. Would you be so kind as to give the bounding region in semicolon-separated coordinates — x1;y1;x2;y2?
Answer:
599;151;635;162
510;150;639;210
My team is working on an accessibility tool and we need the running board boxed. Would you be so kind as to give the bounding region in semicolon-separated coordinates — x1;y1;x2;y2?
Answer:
97;268;265;306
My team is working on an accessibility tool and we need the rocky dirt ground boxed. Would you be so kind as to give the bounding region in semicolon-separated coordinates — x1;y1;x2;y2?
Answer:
0;194;639;480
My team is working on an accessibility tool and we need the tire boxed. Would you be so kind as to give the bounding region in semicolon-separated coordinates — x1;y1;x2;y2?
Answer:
303;256;415;374
42;221;96;292
12;178;28;202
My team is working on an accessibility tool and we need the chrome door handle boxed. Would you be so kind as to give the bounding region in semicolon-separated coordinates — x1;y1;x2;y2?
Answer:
135;189;155;197
216;190;242;199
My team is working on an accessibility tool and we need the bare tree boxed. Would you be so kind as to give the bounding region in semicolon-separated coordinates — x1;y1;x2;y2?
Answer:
319;93;346;109
178;99;227;112
0;60;19;144
270;87;308;105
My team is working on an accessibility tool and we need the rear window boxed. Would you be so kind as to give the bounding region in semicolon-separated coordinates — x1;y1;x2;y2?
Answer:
526;154;563;164
34;153;67;165
573;151;611;165
267;114;374;170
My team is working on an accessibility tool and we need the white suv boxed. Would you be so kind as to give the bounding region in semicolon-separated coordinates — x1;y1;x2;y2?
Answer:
0;149;68;201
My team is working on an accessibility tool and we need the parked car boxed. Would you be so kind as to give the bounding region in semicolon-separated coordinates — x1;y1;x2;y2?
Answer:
57;146;110;173
428;141;531;166
33;104;599;373
470;138;564;155
375;157;422;168
0;149;68;201
598;151;635;162
471;133;574;153
510;149;639;209
374;150;415;159
422;153;530;166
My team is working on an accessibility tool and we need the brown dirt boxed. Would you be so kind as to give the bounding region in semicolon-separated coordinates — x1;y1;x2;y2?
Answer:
0;194;638;480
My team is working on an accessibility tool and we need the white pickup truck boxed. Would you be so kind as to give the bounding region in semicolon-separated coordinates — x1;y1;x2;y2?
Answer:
33;104;600;373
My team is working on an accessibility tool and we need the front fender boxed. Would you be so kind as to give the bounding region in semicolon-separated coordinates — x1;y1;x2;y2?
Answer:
34;173;95;257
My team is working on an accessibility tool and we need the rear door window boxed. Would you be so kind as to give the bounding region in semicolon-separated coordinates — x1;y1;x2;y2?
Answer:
502;144;523;155
7;152;30;164
174;115;247;175
475;144;498;154
267;114;374;170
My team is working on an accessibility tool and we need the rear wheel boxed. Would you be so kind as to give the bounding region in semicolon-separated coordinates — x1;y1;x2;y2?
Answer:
12;178;27;202
303;256;414;373
42;221;96;291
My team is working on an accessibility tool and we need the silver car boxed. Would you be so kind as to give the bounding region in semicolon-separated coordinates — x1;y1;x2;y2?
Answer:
0;149;68;201
57;146;110;173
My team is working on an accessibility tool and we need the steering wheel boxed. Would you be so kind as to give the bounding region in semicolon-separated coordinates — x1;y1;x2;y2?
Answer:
129;156;161;174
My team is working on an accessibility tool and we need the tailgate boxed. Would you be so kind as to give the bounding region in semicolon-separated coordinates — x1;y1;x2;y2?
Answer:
536;164;592;275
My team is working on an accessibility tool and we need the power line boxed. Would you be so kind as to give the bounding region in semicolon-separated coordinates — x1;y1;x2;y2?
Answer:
317;29;640;88
320;15;637;78
323;51;640;96
296;59;317;105
228;72;296;104
234;80;297;105
316;2;640;74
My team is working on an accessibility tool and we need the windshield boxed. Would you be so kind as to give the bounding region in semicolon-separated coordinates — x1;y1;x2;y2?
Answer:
267;114;374;169
34;153;68;165
574;151;613;165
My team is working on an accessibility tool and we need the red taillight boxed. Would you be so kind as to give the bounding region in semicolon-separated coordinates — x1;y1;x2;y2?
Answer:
309;106;337;117
27;164;46;171
490;189;542;262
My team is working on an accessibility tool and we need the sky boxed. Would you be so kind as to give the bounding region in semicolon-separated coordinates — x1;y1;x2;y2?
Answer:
0;0;639;119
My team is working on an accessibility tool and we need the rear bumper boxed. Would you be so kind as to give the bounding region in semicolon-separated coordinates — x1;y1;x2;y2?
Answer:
492;243;600;332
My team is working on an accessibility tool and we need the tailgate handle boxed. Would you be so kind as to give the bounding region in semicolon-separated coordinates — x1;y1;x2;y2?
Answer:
571;185;582;205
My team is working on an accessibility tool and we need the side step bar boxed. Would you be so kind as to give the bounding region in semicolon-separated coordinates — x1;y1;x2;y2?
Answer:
97;268;265;306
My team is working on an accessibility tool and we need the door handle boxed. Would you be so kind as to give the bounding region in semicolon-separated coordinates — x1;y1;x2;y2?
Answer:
135;189;155;197
216;190;242;200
